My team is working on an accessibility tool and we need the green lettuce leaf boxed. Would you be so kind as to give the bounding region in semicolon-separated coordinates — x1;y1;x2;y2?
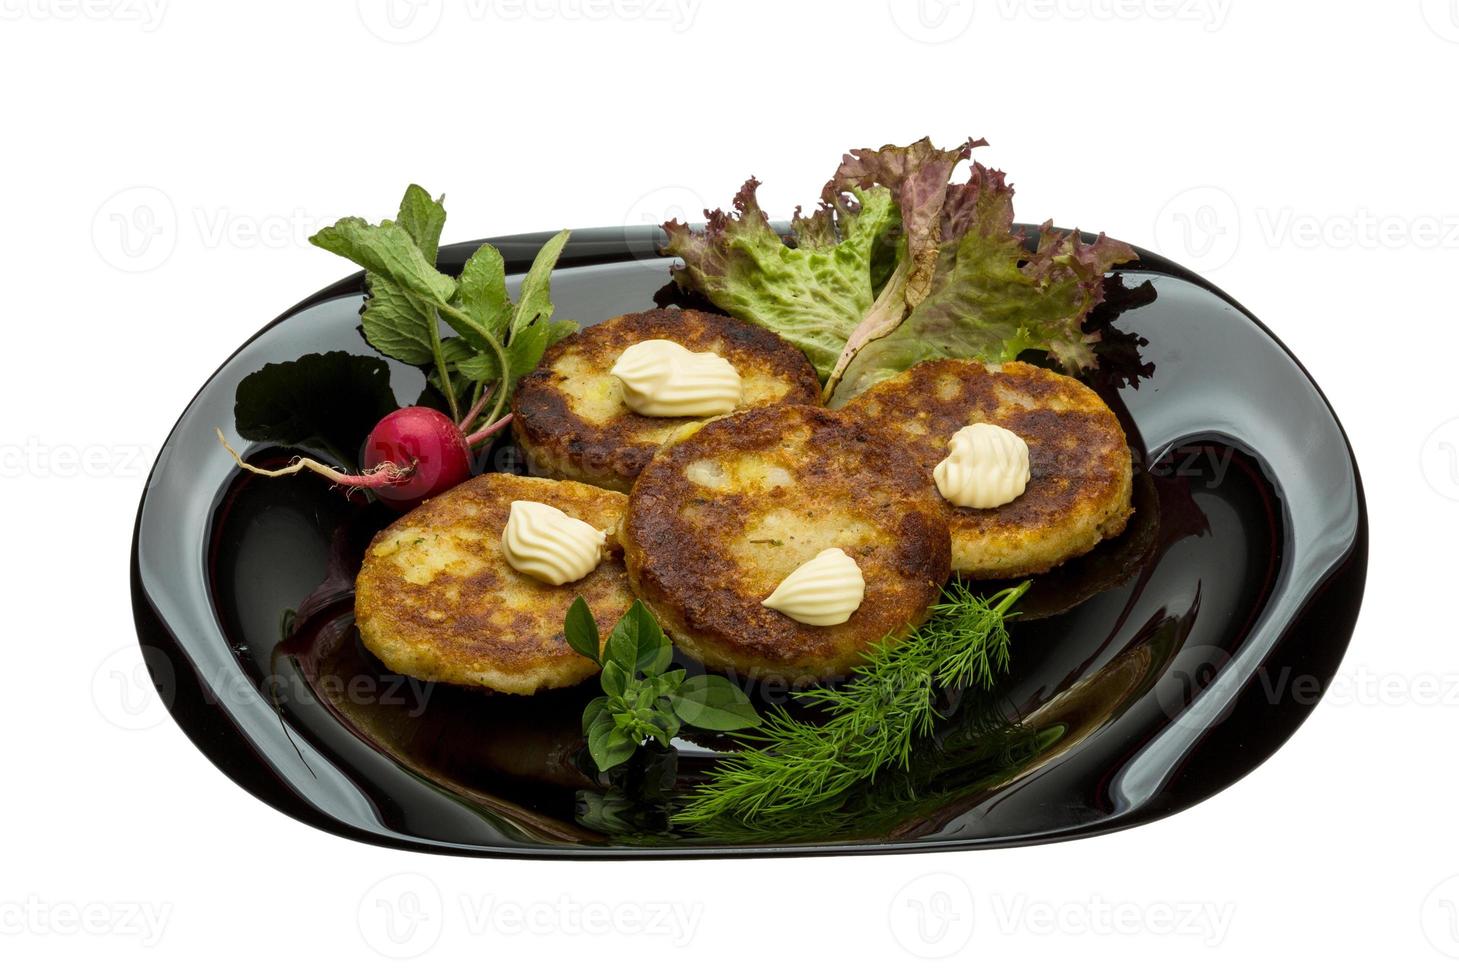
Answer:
662;178;896;379
661;138;1137;404
829;162;1137;405
820;137;982;392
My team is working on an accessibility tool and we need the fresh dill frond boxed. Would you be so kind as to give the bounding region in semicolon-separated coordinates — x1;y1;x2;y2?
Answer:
673;579;1030;826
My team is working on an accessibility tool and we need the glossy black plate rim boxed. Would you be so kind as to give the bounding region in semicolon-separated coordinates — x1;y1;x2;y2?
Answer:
130;226;1368;859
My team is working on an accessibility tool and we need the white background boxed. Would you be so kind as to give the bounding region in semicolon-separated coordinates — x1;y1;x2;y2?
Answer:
3;0;1455;973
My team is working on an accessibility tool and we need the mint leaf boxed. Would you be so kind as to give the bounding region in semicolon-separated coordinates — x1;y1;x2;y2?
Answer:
354;187;448;366
395;184;446;264
454;351;503;384
565;596;601;663
668;675;761;732
438;336;474;362
507;317;578;383
512;229;571;333
360;276;436;365
310;217;455;306
454;243;512;342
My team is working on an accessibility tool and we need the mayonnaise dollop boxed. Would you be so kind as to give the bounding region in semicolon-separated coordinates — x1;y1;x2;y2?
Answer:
933;422;1030;509
610;339;742;417
501;500;607;586
761;548;865;626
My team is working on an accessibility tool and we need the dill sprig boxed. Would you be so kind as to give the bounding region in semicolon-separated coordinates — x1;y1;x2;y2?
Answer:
673;579;1030;826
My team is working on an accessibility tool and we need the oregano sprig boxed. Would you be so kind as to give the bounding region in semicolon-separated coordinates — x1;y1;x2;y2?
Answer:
566;598;761;773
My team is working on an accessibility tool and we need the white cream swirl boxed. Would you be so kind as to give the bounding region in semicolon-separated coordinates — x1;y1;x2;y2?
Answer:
933;422;1030;509
610;339;742;417
761;548;866;626
501;500;607;586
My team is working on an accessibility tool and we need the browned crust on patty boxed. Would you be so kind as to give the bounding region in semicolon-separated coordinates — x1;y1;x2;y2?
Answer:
622;405;951;682
354;473;634;695
842;359;1134;578
511;309;822;492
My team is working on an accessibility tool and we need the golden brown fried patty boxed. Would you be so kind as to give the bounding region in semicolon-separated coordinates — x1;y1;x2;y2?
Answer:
622;405;951;682
355;473;633;695
841;359;1134;578
511;309;822;492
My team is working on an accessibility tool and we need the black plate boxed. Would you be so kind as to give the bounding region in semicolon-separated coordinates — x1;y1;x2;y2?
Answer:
130;227;1366;858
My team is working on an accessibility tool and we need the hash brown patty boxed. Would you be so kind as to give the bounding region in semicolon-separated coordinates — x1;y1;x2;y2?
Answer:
622;405;951;682
512;309;821;492
841;359;1134;578
355;473;634;694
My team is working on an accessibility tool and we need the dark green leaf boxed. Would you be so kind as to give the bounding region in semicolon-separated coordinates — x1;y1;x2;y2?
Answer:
587;723;637;772
600;660;629;698
581;695;608;734
669;674;761;732
639;639;673;677
232;351;398;464
647;669;686;699
565;597;601;662
603;601;668;676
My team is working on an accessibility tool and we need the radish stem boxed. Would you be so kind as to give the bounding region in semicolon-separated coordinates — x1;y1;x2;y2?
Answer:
425;311;461;422
464;413;512;447
459;383;497;433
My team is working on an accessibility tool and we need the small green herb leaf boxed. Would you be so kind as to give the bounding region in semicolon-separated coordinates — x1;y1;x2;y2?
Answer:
600;660;629;698
512;229;571;333
604;601;667;675
668;675;761;732
587;723;637;772
581;695;609;733
565;597;601;663
454;243;512;341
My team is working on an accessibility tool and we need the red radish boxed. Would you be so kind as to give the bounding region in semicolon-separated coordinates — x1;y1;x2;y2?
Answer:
217;402;514;510
362;407;471;507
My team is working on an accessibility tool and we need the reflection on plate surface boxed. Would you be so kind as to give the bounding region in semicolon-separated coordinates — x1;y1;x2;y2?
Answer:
131;228;1366;857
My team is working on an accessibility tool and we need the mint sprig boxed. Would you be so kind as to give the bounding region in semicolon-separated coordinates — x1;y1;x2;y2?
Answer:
566;598;761;773
309;184;577;429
